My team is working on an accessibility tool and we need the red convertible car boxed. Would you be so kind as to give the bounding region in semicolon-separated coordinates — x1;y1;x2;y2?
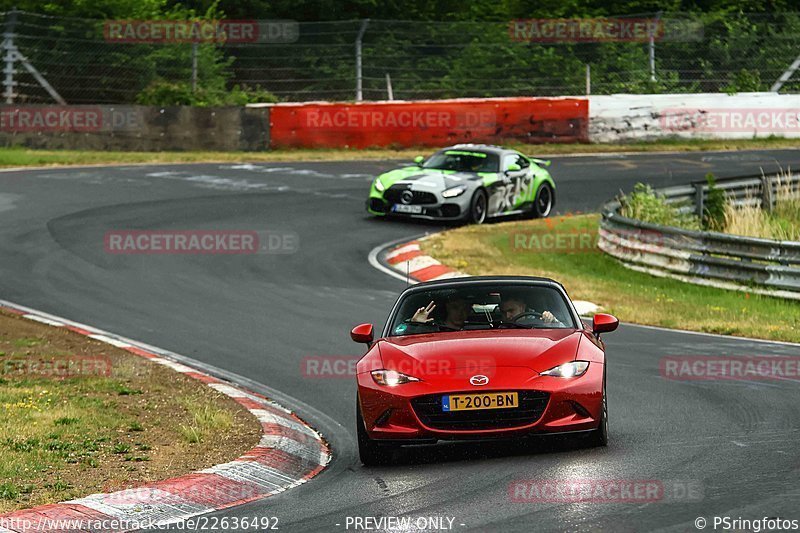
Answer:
350;276;618;465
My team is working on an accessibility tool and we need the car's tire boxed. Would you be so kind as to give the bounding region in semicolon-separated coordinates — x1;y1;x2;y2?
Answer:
356;396;395;466
466;189;488;225
587;376;608;447
530;183;554;218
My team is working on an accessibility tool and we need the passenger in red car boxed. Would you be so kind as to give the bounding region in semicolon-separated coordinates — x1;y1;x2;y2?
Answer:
410;297;469;330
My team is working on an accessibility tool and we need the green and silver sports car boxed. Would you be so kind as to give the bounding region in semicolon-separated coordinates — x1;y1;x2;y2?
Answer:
366;144;556;224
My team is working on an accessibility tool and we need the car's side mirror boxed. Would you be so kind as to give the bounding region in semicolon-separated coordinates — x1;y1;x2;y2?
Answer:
414;155;424;166
505;163;521;174
351;323;374;344
592;313;619;334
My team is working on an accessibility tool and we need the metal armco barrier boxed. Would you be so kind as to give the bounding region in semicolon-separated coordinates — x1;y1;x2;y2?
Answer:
599;173;800;299
266;97;588;148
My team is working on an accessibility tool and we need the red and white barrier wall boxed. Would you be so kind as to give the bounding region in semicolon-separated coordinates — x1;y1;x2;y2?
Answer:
253;92;800;148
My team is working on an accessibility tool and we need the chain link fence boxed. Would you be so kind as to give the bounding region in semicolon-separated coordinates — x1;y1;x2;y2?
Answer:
3;10;800;104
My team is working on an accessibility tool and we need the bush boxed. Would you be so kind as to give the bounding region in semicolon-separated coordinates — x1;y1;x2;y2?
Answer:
619;183;701;230
136;81;280;107
702;173;728;231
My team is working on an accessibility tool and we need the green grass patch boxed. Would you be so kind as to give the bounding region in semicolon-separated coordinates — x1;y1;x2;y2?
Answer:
177;397;234;444
12;337;44;348
1;137;800;168
0;311;262;513
0;380;140;507
422;214;799;343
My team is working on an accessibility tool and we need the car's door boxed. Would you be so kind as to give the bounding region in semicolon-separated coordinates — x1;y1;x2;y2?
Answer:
494;153;533;214
513;153;537;207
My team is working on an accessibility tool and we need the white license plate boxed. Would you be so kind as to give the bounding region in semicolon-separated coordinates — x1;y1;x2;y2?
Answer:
392;204;423;214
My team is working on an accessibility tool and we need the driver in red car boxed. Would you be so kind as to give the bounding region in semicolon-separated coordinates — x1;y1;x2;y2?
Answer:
499;292;562;325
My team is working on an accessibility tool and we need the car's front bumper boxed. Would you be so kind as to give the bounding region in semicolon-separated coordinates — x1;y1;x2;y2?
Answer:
367;197;466;221
357;362;604;442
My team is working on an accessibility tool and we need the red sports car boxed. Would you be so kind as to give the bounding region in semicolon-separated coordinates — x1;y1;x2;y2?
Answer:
350;276;618;465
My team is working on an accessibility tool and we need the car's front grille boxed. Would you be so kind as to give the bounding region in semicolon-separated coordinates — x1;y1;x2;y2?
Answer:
384;187;438;205
411;391;550;430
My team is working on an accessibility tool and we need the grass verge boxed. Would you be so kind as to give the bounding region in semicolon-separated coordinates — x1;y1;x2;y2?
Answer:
0;309;262;513
1;137;799;167
421;214;799;343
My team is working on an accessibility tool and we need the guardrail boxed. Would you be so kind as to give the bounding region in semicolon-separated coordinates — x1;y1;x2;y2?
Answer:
598;173;800;300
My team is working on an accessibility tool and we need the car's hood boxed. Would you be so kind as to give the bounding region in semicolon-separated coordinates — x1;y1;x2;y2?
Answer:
376;329;582;377
378;166;492;190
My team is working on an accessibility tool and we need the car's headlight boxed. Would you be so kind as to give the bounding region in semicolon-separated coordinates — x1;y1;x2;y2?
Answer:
441;185;467;198
540;361;590;378
374;178;385;192
371;369;420;386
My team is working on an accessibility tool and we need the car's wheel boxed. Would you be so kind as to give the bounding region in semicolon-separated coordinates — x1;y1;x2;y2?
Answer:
587;376;608;447
356;395;395;466
530;183;554;218
466;189;488;225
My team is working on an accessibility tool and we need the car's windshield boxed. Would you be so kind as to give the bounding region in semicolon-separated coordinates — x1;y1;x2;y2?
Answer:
388;283;576;336
422;150;499;173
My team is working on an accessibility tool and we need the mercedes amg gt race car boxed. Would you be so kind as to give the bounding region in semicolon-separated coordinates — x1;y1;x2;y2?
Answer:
350;277;618;465
366;144;556;224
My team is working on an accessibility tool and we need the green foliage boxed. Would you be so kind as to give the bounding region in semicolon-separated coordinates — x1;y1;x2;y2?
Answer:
702;173;728;230
0;482;19;500
112;443;131;454
136;80;279;106
3;2;800;102
723;69;763;93
0;0;167;18
620;183;701;230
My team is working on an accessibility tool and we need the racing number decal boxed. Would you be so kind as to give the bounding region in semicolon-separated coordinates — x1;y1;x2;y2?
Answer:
496;171;533;212
511;172;534;209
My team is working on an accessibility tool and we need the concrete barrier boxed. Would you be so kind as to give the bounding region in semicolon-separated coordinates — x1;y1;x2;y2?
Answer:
0;105;270;151
588;92;800;142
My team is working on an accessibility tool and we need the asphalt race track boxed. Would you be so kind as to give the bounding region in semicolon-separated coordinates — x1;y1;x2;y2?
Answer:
1;149;799;532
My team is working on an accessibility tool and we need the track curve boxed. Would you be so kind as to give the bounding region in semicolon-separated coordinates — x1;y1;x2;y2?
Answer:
0;150;799;532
